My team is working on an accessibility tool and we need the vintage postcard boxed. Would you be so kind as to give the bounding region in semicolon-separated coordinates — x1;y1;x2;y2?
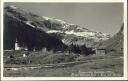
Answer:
0;0;127;80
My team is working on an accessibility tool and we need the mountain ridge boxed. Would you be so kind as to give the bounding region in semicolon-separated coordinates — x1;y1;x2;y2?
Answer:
4;5;112;51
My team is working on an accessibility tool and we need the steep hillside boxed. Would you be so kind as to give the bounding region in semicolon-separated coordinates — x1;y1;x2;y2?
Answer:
97;24;123;53
4;6;68;51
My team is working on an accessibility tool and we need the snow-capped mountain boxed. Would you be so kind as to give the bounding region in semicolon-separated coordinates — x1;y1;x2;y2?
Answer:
4;5;110;49
41;14;110;46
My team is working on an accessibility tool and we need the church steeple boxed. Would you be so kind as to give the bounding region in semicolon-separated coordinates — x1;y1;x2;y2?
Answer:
15;39;21;50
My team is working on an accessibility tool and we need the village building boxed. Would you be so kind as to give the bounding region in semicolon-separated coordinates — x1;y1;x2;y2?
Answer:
94;47;106;55
23;53;27;57
15;39;28;51
95;48;106;55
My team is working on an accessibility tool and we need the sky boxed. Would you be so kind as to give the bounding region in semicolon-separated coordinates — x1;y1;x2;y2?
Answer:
5;3;123;35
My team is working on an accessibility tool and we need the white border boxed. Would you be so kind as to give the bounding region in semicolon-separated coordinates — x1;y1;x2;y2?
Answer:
1;0;127;80
124;0;128;79
2;0;124;2
1;0;4;80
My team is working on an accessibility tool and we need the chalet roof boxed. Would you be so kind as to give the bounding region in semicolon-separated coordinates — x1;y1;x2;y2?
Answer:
94;46;106;50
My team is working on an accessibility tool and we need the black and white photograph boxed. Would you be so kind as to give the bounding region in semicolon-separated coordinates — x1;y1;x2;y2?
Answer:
1;0;127;80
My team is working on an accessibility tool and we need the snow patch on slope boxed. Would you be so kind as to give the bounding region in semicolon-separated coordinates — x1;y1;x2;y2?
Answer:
47;30;62;33
42;16;66;24
65;30;95;37
47;29;109;40
9;5;17;9
25;21;35;28
42;16;51;20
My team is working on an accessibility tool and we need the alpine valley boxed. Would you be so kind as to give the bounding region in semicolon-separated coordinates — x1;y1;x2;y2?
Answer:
3;5;123;77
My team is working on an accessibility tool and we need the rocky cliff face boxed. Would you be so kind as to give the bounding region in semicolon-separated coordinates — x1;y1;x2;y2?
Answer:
4;5;110;51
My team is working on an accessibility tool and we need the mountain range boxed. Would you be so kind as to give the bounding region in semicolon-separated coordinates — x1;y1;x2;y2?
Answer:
4;5;123;54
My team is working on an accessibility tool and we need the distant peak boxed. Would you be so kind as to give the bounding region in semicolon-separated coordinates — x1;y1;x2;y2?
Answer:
5;5;17;10
42;16;66;24
42;16;51;20
9;5;17;9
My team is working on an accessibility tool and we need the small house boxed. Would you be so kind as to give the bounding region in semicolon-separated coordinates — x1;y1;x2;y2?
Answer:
94;47;106;55
95;49;106;55
23;53;27;57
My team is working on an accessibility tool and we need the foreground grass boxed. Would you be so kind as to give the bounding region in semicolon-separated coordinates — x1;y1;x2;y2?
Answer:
3;50;123;77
